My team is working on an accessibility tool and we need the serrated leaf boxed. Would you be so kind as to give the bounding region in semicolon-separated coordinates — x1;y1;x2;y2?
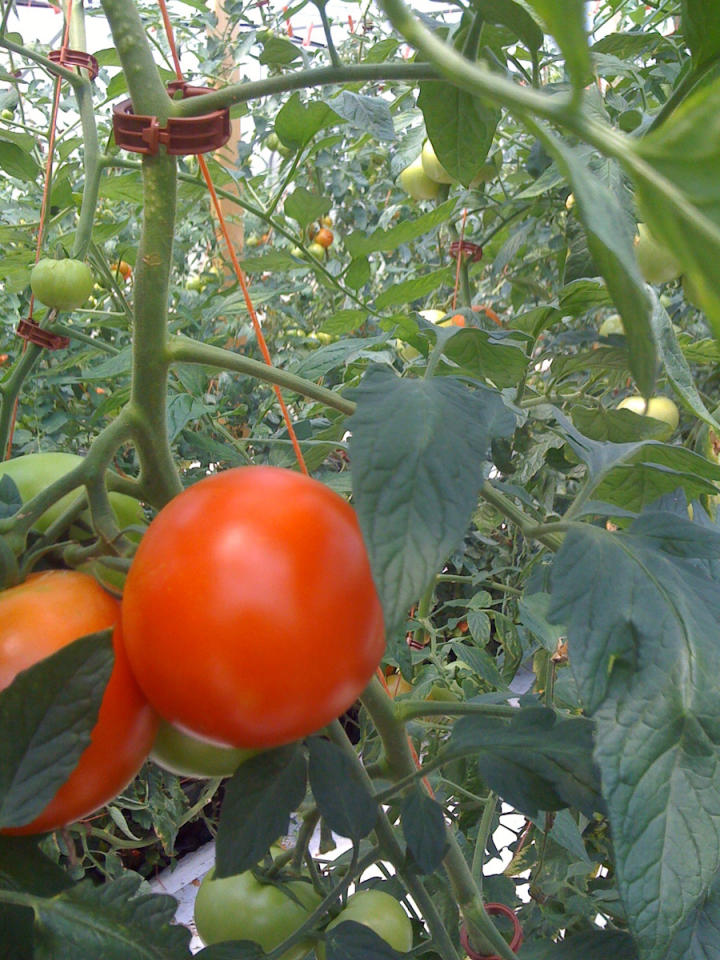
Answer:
308;738;377;841
536;127;656;397
275;93;342;149
319;310;368;336
215;746;307;878
548;516;720;959
284;188;332;230
375;267;455;310
30;874;191;959
681;0;720;68
345;200;455;258
331;91;395;142
447;708;603;819
473;0;543;51
418;83;500;187
523;0;592;89
438;328;529;389
401;788;447;874
291;335;386;381
631;75;720;336
0;632;113;830
348;367;515;638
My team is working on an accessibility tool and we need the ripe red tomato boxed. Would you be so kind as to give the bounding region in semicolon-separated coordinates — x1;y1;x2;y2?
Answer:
121;466;385;749
0;571;157;835
314;227;334;249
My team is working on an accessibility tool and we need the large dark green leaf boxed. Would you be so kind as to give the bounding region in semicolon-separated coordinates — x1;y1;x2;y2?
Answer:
29;874;191;959
0;631;113;830
275;93;341;149
348;367;515;641
681;0;720;68
307;738;377;842
418;82;500;186
216;746;307;878
447;708;603;819
549;515;720;960
631;75;720;336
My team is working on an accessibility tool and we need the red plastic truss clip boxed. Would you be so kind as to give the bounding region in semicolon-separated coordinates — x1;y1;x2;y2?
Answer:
16;319;69;351
459;904;523;960
450;240;484;262
49;49;99;80
112;81;231;157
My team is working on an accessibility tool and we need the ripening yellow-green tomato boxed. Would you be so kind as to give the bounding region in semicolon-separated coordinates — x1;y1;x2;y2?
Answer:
317;890;413;959
598;313;624;337
634;224;682;285
421;141;455;184
398;159;440;201
617;395;679;439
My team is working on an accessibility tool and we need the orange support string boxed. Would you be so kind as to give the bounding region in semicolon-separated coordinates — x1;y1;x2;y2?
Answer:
156;0;308;475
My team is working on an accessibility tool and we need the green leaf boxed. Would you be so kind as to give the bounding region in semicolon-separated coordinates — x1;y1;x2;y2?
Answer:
348;366;515;639
258;36;301;65
523;0;592;89
345;200;455;258
30;874;191;959
318;310;368;336
275;93;342;149
549;515;720;959
307;738;377;841
215;746;307;878
401;788;448;874
284;187;332;230
291;335;387;380
0;139;39;182
473;0;543;51
417;82;500;187
331;91;395;142
167;394;212;441
536;126;656;397
438;327;529;389
518;930;638;959
448;708;603;819
375;266;455;310
681;0;720;68
0;475;21;520
631;75;720;336
344;257;371;290
0;631;113;830
649;292;720;433
326;921;404;960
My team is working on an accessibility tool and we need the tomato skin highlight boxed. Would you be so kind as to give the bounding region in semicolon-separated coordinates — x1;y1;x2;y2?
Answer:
0;571;157;835
121;466;385;749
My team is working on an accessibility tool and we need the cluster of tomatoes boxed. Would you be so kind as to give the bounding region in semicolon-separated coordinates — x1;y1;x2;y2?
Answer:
0;464;386;836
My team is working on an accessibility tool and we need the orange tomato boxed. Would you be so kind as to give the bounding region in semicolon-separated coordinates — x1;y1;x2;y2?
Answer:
314;227;334;249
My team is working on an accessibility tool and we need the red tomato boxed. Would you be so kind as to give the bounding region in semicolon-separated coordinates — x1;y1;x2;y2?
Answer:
314;227;334;249
0;571;157;835
121;467;385;749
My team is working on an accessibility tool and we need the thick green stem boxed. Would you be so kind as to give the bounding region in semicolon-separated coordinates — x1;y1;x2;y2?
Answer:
360;677;519;959
168;337;356;417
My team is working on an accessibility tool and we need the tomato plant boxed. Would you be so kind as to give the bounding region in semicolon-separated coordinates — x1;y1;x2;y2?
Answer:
194;865;321;957
150;718;258;778
318;889;414;959
30;258;94;311
0;571;157;834
121;467;385;749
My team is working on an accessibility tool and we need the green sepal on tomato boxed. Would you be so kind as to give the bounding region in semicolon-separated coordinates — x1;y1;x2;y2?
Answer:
30;258;94;311
194;865;322;957
150;718;259;778
0;452;144;538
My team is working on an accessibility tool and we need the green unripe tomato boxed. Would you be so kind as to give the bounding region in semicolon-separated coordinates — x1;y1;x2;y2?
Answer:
185;275;206;292
317;890;413;959
308;242;326;259
398;159;440;201
194;868;321;958
30;258;94;311
266;132;280;151
617;395;679;440
598;313;625;337
634;224;681;285
0;452;144;536
150;718;258;778
421;141;454;184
